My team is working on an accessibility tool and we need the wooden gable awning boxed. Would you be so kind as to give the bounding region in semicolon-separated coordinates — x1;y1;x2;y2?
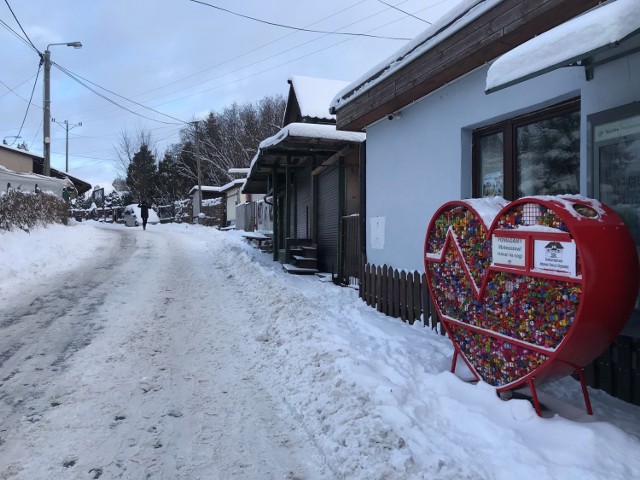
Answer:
243;123;365;194
331;0;601;132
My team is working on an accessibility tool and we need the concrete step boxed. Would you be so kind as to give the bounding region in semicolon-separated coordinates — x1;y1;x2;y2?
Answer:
282;263;318;275
300;246;317;258
292;255;317;269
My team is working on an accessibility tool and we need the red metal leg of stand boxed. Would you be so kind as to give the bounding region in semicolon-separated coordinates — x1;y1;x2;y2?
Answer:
575;368;594;415
528;379;542;417
451;349;458;373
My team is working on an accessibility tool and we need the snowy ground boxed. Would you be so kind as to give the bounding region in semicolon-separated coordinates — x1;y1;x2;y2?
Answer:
1;221;639;480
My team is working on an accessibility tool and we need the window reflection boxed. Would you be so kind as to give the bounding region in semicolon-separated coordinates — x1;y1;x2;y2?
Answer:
516;111;580;197
479;132;504;197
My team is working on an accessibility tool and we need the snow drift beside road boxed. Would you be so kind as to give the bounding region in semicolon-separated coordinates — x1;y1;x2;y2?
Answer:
1;221;640;479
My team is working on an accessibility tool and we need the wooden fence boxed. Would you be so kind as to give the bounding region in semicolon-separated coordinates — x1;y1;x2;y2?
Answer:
359;263;444;332
582;335;640;406
360;262;640;406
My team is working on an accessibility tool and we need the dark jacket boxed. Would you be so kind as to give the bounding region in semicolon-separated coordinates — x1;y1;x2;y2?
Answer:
138;202;151;219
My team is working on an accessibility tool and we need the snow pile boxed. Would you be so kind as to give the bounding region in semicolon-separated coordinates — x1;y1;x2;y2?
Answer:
0;222;639;479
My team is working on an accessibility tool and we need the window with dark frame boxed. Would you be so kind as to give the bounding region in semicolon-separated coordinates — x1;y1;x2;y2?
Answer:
473;98;581;200
592;105;640;339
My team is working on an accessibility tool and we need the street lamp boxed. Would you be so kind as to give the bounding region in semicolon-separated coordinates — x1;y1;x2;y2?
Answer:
2;135;21;146
42;41;82;176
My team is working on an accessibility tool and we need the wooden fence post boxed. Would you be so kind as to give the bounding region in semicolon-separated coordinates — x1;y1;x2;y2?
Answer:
381;265;389;315
413;271;422;325
376;265;383;313
407;273;415;325
400;270;407;322
392;268;400;318
421;273;430;327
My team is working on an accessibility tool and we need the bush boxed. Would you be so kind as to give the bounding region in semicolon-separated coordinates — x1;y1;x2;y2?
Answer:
0;190;68;231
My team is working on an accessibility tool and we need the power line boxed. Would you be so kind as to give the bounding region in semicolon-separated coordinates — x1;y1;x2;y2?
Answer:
141;2;436;110
0;74;40;103
187;0;411;41
116;0;370;103
0;17;37;52
6;62;41;146
77;0;418;124
53;63;188;124
53;62;186;126
2;0;39;52
376;0;431;24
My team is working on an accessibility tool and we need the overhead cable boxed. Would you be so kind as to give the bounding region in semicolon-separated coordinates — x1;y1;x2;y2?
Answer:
376;0;431;24
2;0;39;52
187;0;411;41
53;62;186;126
6;62;41;146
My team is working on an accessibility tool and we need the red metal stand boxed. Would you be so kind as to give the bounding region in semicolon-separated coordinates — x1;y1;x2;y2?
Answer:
575;368;594;415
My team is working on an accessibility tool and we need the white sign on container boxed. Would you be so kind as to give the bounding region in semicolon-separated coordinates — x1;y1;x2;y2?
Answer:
533;239;577;276
492;235;526;267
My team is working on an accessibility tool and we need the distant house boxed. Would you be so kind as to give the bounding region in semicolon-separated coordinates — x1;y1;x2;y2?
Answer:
330;0;640;404
189;185;224;225
190;179;249;227
244;75;365;279
0;144;91;195
221;179;247;227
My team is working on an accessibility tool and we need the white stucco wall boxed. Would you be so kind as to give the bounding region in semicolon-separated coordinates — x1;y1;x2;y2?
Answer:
365;51;640;272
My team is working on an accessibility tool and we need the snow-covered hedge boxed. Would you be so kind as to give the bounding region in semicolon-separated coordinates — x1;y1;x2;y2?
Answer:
0;190;68;231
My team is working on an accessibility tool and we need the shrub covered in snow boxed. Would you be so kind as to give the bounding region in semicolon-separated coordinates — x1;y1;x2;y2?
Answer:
0;190;68;231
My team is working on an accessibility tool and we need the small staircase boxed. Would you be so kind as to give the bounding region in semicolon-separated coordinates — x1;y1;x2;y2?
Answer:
283;238;318;275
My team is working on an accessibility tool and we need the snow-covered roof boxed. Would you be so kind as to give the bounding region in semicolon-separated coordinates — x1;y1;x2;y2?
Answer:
0;164;72;196
486;0;640;92
330;0;503;112
189;185;223;195
258;123;365;152
289;75;350;121
228;167;250;175
189;179;246;196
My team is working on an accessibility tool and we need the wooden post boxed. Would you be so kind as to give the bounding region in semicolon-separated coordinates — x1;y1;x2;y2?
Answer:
285;157;292;263
272;168;278;261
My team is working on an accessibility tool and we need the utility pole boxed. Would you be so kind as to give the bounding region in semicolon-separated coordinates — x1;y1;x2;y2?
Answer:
43;49;51;176
52;119;82;172
192;121;203;218
42;41;82;177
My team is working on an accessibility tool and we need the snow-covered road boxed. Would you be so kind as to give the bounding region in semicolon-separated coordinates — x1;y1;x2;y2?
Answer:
2;222;640;480
0;227;329;479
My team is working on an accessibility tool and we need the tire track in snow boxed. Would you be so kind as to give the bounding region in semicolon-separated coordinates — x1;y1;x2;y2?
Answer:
0;228;332;479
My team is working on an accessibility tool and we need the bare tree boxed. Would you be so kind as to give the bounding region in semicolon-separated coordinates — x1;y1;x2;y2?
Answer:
113;126;156;179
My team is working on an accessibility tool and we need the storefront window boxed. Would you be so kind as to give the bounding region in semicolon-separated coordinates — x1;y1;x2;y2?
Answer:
473;98;580;200
516;111;580;197
478;132;504;197
594;111;640;337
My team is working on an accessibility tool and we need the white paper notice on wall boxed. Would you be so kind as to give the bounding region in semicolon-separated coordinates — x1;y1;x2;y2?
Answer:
533;239;577;276
370;217;386;250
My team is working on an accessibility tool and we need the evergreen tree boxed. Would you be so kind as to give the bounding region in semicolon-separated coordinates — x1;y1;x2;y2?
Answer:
126;144;159;202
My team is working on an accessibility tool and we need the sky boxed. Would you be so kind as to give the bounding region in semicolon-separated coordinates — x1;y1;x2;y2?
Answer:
0;0;462;188
1;219;640;478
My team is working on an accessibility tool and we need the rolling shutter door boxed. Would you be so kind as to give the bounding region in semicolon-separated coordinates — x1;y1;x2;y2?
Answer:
316;166;339;273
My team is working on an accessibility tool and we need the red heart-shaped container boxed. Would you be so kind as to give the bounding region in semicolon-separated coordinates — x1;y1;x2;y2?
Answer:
424;196;639;397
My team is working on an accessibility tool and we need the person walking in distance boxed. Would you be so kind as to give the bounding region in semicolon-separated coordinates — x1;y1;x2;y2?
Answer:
138;200;151;230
